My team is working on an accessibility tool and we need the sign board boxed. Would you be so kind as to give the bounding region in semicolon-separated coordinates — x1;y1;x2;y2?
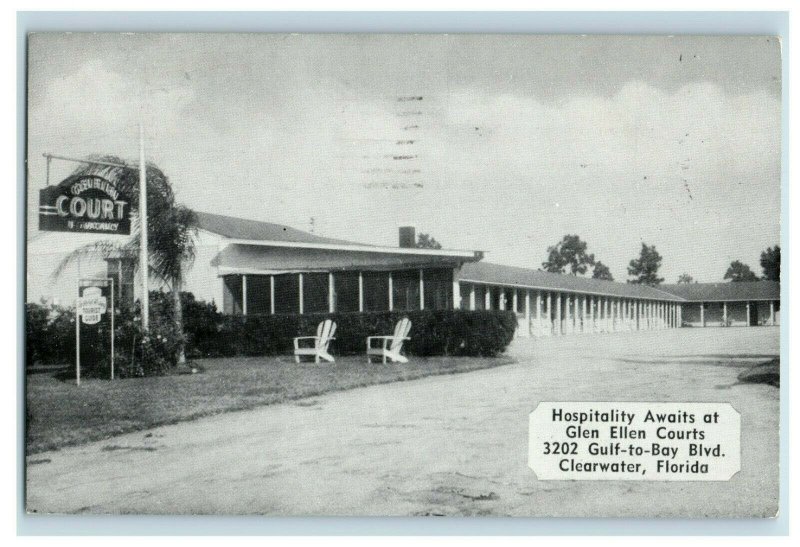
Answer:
76;278;115;384
77;286;108;325
39;174;131;235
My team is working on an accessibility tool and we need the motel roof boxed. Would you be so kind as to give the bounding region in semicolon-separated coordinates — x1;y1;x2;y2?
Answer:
197;212;482;274
658;281;780;302
459;262;685;301
196;212;779;303
195;211;362;246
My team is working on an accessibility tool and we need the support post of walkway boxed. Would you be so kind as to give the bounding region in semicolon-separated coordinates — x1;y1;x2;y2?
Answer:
700;303;705;327
536;291;542;336
555;293;562;335
329;272;335;313
770;301;775;325
582;295;588;334
524;290;531;337
388;272;393;311
358;272;364;312
242;274;248;316
270;275;275;314
419;269;425;310
600;297;605;332
469;284;476;310
298;273;304;314
746;302;750;327
723;301;728;326
546;292;552;335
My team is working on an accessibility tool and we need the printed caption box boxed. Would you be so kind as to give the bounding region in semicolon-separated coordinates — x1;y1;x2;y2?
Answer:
529;402;741;481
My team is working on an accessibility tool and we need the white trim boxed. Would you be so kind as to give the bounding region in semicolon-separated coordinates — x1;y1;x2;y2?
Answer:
298;273;304;314
223;238;479;258
242;274;248;316
358;271;364;312
329;272;335;313
457;278;684;302
270;276;275;315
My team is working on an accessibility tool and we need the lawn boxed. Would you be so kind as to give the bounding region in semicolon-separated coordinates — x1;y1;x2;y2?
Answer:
26;353;515;454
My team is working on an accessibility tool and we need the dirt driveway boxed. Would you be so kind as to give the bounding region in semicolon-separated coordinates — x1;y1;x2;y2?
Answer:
26;328;779;517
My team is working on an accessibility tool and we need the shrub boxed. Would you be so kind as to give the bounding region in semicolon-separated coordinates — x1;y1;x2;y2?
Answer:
209;309;517;358
181;292;223;359
25;302;76;368
26;290;515;377
25;292;184;378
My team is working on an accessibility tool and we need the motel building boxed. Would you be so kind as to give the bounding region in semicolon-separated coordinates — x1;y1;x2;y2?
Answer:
27;211;780;337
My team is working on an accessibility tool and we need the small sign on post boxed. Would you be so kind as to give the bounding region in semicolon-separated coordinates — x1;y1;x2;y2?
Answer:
76;278;115;385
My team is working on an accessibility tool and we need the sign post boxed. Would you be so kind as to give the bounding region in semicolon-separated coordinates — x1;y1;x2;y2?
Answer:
76;278;115;384
41;143;148;335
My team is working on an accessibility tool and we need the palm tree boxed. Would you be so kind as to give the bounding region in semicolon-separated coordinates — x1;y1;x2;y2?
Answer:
54;155;197;365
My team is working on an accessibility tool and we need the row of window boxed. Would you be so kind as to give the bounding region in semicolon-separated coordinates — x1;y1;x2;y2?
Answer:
223;269;454;315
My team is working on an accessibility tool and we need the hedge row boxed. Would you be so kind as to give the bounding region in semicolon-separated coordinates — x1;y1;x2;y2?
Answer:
195;309;517;359
26;294;518;371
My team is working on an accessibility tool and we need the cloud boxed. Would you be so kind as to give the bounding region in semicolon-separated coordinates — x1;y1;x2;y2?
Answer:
27;38;781;284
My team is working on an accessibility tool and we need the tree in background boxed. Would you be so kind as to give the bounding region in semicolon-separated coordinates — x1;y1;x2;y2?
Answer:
592;261;614;281
55;156;198;365
677;273;695;284
542;234;596;275
760;245;780;281
627;243;664;286
416;233;443;250
724;260;759;282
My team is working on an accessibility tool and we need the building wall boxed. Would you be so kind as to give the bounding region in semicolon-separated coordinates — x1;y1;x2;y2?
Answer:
681;300;778;327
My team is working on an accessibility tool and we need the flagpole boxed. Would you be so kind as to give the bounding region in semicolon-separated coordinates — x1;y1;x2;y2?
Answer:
139;123;149;330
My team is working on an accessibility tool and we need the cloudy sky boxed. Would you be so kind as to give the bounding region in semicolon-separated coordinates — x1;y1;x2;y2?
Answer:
27;34;781;283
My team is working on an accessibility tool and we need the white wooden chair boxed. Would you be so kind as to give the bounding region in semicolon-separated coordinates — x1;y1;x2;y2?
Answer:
293;320;337;363
367;318;412;364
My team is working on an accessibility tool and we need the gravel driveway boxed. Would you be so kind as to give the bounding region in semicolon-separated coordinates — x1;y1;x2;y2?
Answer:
26;327;779;517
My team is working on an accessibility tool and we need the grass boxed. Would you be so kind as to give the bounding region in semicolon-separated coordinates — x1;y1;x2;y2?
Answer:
26;353;514;454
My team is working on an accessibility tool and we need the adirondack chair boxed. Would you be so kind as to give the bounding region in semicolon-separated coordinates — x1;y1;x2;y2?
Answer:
367;317;412;364
293;320;337;363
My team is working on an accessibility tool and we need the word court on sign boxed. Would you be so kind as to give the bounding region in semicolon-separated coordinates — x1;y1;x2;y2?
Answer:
529;401;741;481
39;174;131;235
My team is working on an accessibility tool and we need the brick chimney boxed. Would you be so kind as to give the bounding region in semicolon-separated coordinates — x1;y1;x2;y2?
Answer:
399;226;416;248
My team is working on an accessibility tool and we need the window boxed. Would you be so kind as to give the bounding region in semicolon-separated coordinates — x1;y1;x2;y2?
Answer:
273;274;300;314
363;272;389;311
303;273;329;314
223;275;243;315
474;285;486;310
423;268;453;310
334;272;360;312
392;270;420;311
459;282;471;310
246;275;272;315
491;287;502;310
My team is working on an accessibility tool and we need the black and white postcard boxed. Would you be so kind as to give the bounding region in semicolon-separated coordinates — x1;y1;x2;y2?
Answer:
24;33;781;518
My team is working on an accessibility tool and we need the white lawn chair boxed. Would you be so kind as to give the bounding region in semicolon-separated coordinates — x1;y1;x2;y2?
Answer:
367;318;412;364
293;320;337;363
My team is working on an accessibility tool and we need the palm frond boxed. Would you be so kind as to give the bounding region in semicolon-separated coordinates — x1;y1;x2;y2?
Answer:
52;240;138;280
55;156;199;288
